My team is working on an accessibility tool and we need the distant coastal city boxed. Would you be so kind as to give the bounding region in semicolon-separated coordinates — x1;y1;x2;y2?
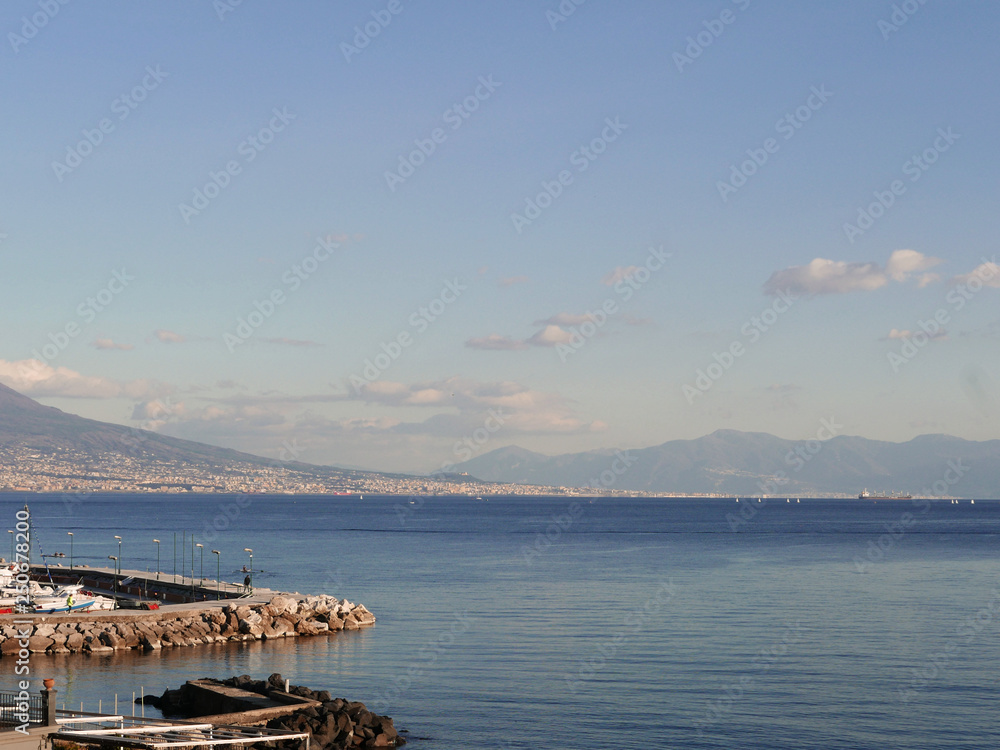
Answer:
0;443;654;497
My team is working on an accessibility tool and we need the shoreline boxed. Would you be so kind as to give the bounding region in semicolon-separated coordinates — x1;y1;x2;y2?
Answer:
0;593;374;656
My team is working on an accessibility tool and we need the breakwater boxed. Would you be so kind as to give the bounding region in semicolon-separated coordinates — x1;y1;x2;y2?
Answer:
155;673;405;748
0;594;374;655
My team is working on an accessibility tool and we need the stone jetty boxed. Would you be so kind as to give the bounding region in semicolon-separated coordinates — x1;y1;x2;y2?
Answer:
154;673;404;748
0;594;375;656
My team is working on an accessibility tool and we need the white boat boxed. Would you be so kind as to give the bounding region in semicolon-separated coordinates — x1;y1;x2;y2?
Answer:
0;563;15;588
31;584;111;613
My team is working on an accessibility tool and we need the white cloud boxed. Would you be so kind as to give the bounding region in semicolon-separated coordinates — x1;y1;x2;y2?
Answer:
261;337;320;347
917;273;940;288
129;398;186;430
763;249;943;296
131;399;182;421
527;325;574;346
884;248;942;282
498;275;529;287
882;328;947;341
465;334;528;351
347;377;599;435
0;359;171;400
92;338;133;351
601;266;640;286
533;313;593;326
623;315;652;326
951;258;1000;288
471;310;629;352
154;329;185;343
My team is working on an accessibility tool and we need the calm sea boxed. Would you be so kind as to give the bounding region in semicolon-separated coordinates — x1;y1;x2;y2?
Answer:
2;493;999;749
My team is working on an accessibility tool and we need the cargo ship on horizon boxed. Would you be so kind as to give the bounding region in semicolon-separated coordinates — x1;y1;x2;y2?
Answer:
858;489;912;500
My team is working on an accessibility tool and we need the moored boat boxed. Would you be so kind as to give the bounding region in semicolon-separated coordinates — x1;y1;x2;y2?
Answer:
30;584;113;613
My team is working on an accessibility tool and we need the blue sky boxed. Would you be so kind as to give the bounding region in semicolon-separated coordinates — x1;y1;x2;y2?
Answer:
1;0;997;473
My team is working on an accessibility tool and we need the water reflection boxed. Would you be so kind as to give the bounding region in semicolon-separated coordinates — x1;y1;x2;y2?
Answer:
39;629;376;715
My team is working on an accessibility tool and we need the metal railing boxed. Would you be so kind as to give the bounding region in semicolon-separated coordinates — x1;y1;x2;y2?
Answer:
0;690;44;729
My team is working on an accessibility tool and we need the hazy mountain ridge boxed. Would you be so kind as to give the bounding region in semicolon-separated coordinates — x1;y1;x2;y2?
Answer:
455;429;1000;497
3;382;996;497
0;381;293;468
0;382;415;485
0;382;558;495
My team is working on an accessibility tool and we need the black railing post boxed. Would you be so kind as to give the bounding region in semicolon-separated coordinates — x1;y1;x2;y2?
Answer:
41;688;57;726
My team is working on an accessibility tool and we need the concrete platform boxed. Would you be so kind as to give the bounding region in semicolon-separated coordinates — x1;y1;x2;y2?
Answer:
30;564;265;606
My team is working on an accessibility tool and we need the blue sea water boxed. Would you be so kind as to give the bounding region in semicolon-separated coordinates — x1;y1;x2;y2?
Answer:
2;493;999;749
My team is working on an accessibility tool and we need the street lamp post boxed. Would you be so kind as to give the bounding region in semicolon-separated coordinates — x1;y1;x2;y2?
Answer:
243;548;253;593
153;539;160;581
108;555;118;600
114;535;122;577
196;543;204;586
67;532;74;571
211;550;220;599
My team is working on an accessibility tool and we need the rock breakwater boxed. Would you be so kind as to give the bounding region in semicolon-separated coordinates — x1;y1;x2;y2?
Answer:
156;673;404;749
0;594;375;656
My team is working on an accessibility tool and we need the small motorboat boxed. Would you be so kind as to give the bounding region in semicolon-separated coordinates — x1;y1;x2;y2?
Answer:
31;584;104;613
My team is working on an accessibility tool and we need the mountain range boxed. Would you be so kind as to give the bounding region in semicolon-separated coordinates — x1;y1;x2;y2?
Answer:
2;381;996;496
453;429;1000;497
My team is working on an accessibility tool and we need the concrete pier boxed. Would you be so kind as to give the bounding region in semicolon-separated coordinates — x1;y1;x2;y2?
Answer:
28;563;264;605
